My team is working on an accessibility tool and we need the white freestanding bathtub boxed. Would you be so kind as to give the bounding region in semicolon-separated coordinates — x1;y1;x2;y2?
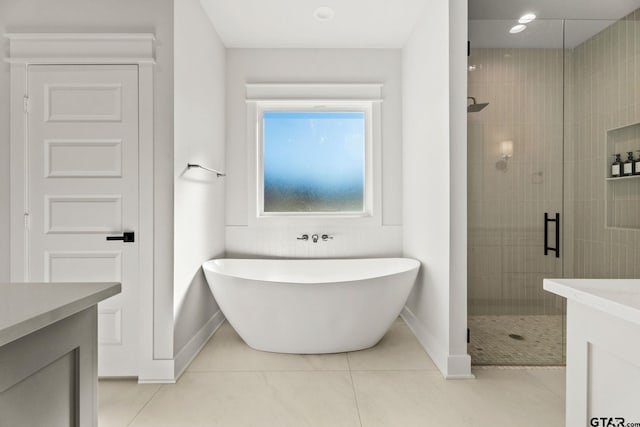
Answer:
202;258;420;354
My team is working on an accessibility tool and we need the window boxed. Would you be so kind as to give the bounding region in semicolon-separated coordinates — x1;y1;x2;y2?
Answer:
246;83;382;223
256;101;374;217
262;110;366;214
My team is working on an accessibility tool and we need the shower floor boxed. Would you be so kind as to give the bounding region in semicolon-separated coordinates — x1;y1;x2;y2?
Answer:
468;315;565;365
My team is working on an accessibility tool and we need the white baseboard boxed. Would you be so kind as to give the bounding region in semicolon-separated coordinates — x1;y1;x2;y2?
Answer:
401;306;448;374
446;354;474;379
173;310;225;380
401;305;473;379
138;359;176;384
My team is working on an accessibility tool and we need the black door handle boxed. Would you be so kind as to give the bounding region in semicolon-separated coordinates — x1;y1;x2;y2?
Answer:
106;231;135;242
544;213;560;258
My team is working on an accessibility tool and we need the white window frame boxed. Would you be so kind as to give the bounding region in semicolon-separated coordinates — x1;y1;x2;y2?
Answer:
246;84;383;227
257;101;373;217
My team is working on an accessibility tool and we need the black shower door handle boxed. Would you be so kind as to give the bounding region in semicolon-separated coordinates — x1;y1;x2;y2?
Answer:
544;213;560;258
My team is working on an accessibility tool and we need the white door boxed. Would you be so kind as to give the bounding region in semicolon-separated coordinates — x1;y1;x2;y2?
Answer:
27;65;139;376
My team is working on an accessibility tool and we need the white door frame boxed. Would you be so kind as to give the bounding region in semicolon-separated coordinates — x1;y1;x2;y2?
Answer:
5;33;170;381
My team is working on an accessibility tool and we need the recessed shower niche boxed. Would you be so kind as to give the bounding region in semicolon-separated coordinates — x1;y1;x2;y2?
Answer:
605;122;640;230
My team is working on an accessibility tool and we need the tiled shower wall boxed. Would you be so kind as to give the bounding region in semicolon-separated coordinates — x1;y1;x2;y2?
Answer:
468;48;565;315
468;11;640;316
568;10;640;279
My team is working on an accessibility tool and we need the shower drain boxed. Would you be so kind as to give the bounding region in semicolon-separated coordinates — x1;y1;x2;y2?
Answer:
508;333;525;340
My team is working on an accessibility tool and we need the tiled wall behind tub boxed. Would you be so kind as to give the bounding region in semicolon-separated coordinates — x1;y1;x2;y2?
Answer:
568;10;640;279
468;47;565;315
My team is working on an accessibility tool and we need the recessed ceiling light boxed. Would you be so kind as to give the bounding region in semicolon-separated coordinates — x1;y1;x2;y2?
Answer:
518;13;536;24
509;24;527;34
314;6;335;21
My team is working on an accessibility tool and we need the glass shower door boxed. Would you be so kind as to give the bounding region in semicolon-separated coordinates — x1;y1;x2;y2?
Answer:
467;19;566;365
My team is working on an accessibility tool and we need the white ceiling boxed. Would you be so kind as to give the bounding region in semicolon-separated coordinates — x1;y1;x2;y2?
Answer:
200;0;640;49
200;0;427;48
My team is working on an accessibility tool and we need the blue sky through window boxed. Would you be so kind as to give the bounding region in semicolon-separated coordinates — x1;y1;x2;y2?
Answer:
263;111;365;213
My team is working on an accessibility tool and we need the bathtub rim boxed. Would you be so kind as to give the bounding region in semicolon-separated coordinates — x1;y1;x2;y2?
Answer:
202;257;420;284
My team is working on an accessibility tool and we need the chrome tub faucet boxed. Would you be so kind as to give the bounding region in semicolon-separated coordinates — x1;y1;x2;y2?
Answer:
297;233;333;243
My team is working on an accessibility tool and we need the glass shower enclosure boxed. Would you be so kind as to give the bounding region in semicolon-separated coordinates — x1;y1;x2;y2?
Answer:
467;12;640;365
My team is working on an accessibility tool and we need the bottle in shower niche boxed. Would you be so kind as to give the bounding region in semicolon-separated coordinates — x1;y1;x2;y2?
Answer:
635;151;640;175
611;153;622;178
623;152;635;176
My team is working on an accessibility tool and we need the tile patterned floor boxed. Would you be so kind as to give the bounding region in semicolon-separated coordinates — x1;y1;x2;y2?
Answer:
99;318;566;427
468;315;566;365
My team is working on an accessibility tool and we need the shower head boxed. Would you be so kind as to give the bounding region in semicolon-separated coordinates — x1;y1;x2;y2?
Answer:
467;97;489;113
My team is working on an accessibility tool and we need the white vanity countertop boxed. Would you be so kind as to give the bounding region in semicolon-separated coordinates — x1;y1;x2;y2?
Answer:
543;278;640;325
0;282;121;347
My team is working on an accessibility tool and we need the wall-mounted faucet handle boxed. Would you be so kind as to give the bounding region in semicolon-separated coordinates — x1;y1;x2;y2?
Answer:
297;234;309;241
321;234;334;241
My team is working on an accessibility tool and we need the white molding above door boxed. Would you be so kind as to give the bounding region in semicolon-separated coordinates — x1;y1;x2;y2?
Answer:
4;33;155;65
6;33;169;381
